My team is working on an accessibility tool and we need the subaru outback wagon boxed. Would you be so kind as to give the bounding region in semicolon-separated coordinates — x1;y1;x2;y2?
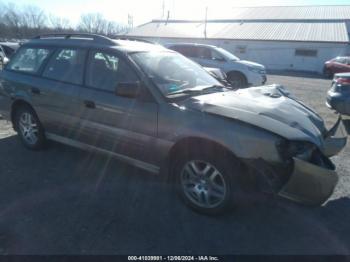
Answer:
0;34;347;214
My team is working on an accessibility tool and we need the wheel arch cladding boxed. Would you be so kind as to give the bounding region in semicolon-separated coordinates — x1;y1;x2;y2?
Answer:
167;137;246;174
11;100;36;130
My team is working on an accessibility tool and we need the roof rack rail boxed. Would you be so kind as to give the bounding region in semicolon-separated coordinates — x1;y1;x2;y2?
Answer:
33;33;116;45
113;36;156;44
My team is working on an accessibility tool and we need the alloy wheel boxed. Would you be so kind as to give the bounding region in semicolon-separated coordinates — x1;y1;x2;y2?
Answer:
18;112;39;145
180;160;227;209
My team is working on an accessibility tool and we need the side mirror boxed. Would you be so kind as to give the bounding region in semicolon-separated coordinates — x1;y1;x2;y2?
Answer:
115;82;140;98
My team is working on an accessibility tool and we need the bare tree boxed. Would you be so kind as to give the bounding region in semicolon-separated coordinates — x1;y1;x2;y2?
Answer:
48;14;71;31
78;12;129;36
78;13;105;34
2;3;23;33
22;5;46;29
0;3;131;40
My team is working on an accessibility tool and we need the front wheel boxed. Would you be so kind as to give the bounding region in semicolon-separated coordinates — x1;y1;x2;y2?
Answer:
173;149;244;215
14;106;46;150
227;72;248;88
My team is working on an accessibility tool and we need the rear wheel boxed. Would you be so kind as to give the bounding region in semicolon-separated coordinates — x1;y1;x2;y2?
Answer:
173;148;244;215
14;106;46;150
227;72;247;88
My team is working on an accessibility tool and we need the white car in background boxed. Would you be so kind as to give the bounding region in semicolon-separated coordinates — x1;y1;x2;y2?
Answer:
0;42;19;68
167;43;266;88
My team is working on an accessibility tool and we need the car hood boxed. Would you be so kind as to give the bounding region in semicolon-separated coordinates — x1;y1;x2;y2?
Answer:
180;85;326;147
237;60;265;69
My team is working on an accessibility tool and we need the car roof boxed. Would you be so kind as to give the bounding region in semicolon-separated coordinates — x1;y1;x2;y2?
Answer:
334;56;350;59
22;34;169;53
167;43;217;49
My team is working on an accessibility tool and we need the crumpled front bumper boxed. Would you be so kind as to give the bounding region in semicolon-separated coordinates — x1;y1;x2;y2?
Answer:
278;157;338;205
278;116;347;206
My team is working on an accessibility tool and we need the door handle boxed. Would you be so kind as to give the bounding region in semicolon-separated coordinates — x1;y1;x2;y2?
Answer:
31;87;41;95
84;100;96;109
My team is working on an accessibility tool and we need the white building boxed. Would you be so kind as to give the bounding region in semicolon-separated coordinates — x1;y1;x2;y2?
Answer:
127;5;350;73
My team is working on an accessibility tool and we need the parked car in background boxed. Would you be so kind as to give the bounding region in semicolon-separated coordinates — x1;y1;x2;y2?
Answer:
0;42;20;68
0;34;347;215
203;67;228;85
327;73;350;115
166;43;266;88
323;56;350;78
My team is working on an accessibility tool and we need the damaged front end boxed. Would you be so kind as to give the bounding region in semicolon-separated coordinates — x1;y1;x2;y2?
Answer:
249;115;347;206
278;115;347;205
279;154;338;205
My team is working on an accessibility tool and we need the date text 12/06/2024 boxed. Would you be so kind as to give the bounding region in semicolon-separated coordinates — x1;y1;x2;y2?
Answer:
128;256;220;261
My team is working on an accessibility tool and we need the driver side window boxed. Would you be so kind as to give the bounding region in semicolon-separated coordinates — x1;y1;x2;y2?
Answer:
211;50;225;61
197;47;225;61
86;50;139;92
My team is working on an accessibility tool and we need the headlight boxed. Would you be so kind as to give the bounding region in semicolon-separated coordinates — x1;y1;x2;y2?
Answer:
248;67;260;73
276;140;316;161
248;67;265;74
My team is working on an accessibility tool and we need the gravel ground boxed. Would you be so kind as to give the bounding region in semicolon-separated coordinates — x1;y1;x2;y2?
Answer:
0;73;349;255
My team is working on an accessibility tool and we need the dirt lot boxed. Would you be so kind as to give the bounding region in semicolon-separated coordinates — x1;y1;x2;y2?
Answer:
0;73;349;255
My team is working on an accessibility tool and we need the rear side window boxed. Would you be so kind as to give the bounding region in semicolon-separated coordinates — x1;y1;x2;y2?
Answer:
86;50;139;92
336;57;347;64
7;47;51;74
197;47;212;59
170;46;198;58
43;48;86;85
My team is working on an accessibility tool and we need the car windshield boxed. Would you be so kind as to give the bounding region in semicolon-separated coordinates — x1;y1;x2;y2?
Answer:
215;47;240;61
130;51;223;97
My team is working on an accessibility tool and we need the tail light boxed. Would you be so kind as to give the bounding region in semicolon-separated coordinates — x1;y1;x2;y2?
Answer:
335;77;350;85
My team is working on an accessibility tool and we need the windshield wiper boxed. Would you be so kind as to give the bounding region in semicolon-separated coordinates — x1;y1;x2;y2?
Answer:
167;85;225;96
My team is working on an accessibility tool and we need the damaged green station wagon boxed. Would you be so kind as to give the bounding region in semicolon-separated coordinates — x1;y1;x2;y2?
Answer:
0;34;347;214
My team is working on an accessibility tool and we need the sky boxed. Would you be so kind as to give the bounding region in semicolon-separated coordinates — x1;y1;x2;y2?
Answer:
3;0;350;26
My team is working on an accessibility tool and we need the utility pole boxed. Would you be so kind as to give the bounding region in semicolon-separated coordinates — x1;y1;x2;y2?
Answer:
128;14;133;28
165;10;170;25
162;0;165;18
204;6;208;39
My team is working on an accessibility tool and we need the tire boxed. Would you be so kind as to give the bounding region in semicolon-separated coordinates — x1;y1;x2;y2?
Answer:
173;147;245;215
227;72;247;88
14;105;46;150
